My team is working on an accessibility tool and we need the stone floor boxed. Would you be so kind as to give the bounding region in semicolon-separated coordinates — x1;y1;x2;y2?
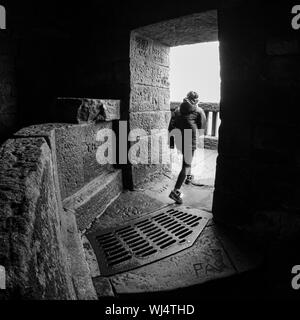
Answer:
83;149;267;300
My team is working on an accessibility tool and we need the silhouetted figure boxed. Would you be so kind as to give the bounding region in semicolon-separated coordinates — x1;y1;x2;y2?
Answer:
168;91;206;204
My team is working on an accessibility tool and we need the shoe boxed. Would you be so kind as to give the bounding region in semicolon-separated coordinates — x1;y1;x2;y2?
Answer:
169;190;183;204
185;175;194;185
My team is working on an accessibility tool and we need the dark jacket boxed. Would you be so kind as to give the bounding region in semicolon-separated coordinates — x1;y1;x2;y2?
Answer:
169;98;206;152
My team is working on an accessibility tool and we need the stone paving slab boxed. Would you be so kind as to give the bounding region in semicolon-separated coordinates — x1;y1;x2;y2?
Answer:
83;172;262;297
144;177;214;213
109;225;236;294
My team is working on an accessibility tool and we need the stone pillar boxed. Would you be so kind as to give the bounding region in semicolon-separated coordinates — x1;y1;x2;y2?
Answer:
129;31;171;187
213;2;300;226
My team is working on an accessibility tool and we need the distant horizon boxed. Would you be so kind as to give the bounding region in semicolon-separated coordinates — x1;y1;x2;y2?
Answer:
170;41;220;103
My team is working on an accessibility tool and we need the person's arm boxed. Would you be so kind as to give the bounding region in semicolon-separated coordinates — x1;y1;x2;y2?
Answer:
168;108;178;132
197;106;207;131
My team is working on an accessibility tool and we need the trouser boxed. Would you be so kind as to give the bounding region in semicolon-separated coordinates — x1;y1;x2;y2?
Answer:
175;149;195;190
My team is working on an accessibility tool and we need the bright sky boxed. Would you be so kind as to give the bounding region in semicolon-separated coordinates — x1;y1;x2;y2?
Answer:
169;41;220;102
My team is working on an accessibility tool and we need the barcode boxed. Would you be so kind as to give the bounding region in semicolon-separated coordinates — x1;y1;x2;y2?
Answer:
0;265;5;290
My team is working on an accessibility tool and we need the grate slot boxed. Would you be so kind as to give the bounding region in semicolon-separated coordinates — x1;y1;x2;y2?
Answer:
175;213;188;219
146;229;162;237
141;249;157;257
139;223;157;232
102;243;123;252
167;223;183;232
131;242;152;252
172;211;185;217
121;232;139;240
170;225;186;234
186;217;202;226
190;222;200;227
101;241;120;250
160;239;176;249
160;217;175;226
156;236;173;246
105;247;127;256
107;251;130;262
149;231;165;240
178;230;193;239
153;233;169;243
153;215;171;223
143;226;160;234
152;212;165;219
162;220;178;228
135;246;155;256
166;209;176;213
179;215;196;223
117;226;134;234
175;228;190;237
119;229;137;237
135;219;150;226
128;239;147;248
123;234;141;243
108;255;132;266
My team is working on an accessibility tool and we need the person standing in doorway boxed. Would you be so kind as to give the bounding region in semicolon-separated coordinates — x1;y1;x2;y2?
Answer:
168;91;206;204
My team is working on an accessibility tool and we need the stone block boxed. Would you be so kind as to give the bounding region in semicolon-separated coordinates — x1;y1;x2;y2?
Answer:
130;32;169;66
130;58;169;88
0;137;76;299
130;32;152;60
54;122;114;199
130;84;170;113
55;98;120;123
151;41;170;66
129;111;171;136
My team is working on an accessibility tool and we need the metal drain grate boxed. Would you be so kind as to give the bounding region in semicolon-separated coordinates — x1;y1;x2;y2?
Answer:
86;206;209;276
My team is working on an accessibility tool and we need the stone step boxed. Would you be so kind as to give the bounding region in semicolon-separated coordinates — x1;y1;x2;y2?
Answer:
63;169;123;232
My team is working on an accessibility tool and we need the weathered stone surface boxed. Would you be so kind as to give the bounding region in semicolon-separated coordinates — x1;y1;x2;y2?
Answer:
129;111;171;136
110;225;235;293
63;211;98;300
63;170;123;231
92;277;115;298
130;84;170;112
87;190;164;233
128;31;171;188
54;122;114;200
134;11;218;46
55;98;120;124
0;138;76;299
130;58;169;88
131;164;171;187
130;32;170;67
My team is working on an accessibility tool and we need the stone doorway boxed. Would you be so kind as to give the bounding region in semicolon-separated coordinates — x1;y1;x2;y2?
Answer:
128;10;219;207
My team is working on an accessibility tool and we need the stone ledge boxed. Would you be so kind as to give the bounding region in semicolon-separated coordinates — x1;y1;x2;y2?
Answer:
63;170;123;231
204;136;218;150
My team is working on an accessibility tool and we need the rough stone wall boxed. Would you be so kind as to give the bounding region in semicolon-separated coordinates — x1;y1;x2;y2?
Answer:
0;33;17;144
0;137;77;299
213;2;300;226
129;31;171;187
